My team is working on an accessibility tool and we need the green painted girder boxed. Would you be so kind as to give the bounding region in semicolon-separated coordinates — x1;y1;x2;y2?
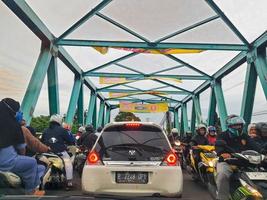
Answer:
192;95;202;124
166;54;212;78
205;0;250;46
207;88;217;126
2;0;53;43
252;32;267;49
85;92;97;125
97;101;105;128
85;72;210;80
182;104;189;132
47;56;60;115
77;84;84;125
104;107;111;125
176;51;247;108
84;52;138;74
21;45;52;123
115;63;144;74
191;102;196;132
65;76;82;124
56;0;112;41
98;88;189;95
150;65;184;75
156;15;219;42
57;39;248;51
107;98;172;103
174;109;180;133
96;12;150;43
254;49;267;99
93;98;97;128
153;79;193;94
212;80;228;131
240;61;257;129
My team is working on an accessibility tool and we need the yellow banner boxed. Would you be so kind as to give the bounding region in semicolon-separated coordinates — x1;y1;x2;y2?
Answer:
109;91;167;98
93;46;203;55
99;77;128;84
120;102;168;113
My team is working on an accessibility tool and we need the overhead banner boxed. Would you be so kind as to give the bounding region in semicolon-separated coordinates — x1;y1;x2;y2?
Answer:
93;46;203;55
109;91;167;98
100;77;182;84
120;102;168;113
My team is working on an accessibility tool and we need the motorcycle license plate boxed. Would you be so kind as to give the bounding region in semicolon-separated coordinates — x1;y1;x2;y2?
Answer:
116;172;148;184
246;172;267;180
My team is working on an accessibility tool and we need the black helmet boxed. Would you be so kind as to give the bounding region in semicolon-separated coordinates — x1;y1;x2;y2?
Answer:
85;124;95;133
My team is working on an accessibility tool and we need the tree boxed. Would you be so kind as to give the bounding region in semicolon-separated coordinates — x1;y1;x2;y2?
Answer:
114;112;141;122
30;115;50;132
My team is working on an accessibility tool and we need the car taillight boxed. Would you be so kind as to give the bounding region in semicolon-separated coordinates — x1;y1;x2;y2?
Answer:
125;123;141;128
87;151;102;165
162;150;179;166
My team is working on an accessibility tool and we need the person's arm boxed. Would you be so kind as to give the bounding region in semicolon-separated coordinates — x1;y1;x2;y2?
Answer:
62;129;75;145
15;143;26;155
22;126;50;153
246;136;262;153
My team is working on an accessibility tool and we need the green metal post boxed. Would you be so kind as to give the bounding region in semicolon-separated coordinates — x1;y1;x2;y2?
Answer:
192;95;202;124
85;91;97;125
191;102;196;134
240;61;257;129
254;49;267;99
104;107;111;125
65;75;82;124
77;83;84;125
47;56;60;115
213;80;228;131
102;106;105;127
93;100;97;128
181;104;189;136
207;87;217;126
21;45;52;123
97;101;105;128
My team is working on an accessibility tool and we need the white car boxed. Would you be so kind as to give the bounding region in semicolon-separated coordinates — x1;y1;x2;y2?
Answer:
82;122;183;198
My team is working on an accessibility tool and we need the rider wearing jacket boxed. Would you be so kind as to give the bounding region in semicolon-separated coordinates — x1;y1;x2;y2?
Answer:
191;124;209;146
215;115;261;200
206;126;217;145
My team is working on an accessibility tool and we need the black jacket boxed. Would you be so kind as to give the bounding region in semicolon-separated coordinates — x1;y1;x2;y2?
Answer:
42;122;75;153
78;132;98;150
215;131;261;156
191;134;209;146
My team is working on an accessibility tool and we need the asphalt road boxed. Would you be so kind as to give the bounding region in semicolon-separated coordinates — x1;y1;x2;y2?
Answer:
0;172;212;200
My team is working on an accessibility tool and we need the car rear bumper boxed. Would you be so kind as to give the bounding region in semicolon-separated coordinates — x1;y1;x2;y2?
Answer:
82;165;183;197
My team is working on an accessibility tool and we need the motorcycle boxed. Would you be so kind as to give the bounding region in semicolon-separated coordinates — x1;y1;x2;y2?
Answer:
210;142;267;200
188;145;217;188
73;146;88;177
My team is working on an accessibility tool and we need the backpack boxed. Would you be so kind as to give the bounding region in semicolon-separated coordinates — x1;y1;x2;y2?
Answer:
256;122;267;137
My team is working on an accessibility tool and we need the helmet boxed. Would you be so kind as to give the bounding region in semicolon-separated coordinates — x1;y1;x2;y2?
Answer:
226;115;245;137
197;124;207;135
85;124;95;133
97;127;103;133
185;130;192;137
171;128;179;134
50;114;63;125
78;126;86;134
208;126;216;136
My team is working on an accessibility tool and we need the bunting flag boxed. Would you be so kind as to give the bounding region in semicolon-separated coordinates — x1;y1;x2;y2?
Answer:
120;102;168;113
109;91;167;98
93;46;203;55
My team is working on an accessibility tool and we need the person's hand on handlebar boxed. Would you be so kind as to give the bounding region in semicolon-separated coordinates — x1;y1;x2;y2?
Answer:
221;153;231;159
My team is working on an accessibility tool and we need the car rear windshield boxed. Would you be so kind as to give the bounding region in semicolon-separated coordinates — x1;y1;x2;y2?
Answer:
94;124;170;161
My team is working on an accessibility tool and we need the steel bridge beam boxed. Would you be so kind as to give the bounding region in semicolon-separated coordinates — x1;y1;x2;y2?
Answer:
181;104;189;136
191;101;196;132
65;76;82;124
21;45;52;123
85;92;97;125
104;106;111;125
56;40;248;51
254;49;267;99
98;88;189;95
77;84;84;125
192;95;202;125
47;56;60;115
97;101;105;128
207;88;217;126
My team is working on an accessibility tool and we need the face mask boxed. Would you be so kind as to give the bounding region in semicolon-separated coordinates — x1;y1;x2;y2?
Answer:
15;111;23;124
229;127;241;137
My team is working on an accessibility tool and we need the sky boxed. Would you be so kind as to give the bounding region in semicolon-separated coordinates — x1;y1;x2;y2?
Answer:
0;0;267;124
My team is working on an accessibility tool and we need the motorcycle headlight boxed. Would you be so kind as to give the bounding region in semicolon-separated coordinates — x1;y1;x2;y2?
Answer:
208;161;214;167
246;155;262;165
174;140;181;146
239;178;262;198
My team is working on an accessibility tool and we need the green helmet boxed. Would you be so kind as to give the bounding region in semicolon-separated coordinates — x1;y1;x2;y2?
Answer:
226;115;245;137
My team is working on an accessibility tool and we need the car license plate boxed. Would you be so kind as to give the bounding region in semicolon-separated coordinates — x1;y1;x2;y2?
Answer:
246;172;267;180
116;172;148;184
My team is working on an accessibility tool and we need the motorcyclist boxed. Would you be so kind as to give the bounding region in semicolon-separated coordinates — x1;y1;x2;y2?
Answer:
169;128;179;145
215;115;261;200
182;130;192;164
41;114;75;190
191;124;209;146
77;124;97;150
206;126;217;145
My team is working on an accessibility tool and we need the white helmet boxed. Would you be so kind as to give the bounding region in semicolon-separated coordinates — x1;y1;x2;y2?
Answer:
78;126;86;134
171;128;179;134
50;114;63;125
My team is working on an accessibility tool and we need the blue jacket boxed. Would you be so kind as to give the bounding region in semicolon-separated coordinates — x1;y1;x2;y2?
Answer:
42;122;75;153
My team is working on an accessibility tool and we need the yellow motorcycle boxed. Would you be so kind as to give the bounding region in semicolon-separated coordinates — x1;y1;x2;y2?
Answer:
189;145;218;187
